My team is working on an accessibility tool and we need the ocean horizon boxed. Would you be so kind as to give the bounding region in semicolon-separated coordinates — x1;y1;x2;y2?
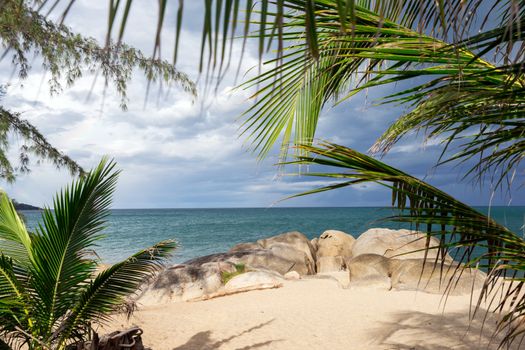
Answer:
21;206;525;264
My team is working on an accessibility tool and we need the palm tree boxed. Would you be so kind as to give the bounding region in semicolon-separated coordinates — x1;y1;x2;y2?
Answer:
21;0;525;346
0;158;177;350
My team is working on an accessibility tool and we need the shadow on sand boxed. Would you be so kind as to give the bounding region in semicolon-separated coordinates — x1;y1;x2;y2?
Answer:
368;308;522;350
173;319;282;350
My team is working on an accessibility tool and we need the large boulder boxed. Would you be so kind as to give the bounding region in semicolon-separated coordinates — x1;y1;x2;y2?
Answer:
316;230;356;272
138;261;236;304
347;254;394;290
351;228;453;262
310;237;319;252
347;253;485;295
184;250;295;275
257;231;316;274
391;259;486;295
229;242;263;252
186;231;317;276
224;271;284;292
317;256;347;273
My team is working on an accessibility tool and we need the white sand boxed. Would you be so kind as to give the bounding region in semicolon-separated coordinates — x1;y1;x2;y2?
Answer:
103;278;516;350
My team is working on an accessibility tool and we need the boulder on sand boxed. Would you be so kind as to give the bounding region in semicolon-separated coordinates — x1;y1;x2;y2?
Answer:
391;259;486;294
310;237;319;252
316;230;356;273
317;256;347;273
139;261;237;304
347;254;394;290
224;271;284;292
185;231;316;276
347;253;486;295
351;228;453;262
257;231;316;275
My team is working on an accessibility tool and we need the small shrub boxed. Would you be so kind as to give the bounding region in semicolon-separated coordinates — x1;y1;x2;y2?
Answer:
221;263;246;284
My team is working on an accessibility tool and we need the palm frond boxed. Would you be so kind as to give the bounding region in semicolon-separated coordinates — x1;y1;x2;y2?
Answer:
38;0;521;78
285;141;525;346
29;158;119;339
0;254;32;344
239;5;486;158
0;194;32;265
56;239;176;347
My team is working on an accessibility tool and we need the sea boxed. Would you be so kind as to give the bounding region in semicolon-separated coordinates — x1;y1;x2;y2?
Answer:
20;207;525;264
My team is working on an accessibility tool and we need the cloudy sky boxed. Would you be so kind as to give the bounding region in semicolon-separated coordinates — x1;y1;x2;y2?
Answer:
1;1;524;208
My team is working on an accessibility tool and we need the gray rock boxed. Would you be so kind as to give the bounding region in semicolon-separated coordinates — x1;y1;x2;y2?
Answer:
139;262;236;304
316;230;356;272
391;259;486;295
184;232;316;276
347;253;486;295
310;238;319;252
348;254;394;290
317;256;347;273
224;271;284;292
257;231;316;274
284;271;301;280
229;242;263;253
352;228;453;262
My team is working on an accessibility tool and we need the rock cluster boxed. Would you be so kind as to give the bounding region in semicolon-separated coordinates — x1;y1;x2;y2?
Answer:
138;228;486;305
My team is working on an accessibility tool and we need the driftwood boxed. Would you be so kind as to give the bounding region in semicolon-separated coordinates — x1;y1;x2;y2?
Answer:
94;327;145;350
68;327;146;350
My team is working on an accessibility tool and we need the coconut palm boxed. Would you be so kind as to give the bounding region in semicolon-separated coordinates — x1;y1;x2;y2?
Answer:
26;0;525;346
285;141;525;344
0;158;177;350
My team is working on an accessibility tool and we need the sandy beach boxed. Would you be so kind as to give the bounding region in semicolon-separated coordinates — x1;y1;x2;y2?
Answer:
104;277;511;350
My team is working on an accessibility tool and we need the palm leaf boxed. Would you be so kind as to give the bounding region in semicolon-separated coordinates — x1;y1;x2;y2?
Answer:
28;158;119;340
0;254;33;346
41;0;522;79
0;194;32;266
56;239;176;347
284;141;525;346
239;5;486;158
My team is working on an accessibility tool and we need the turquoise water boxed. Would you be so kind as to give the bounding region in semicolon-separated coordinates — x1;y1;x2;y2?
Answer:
20;207;525;264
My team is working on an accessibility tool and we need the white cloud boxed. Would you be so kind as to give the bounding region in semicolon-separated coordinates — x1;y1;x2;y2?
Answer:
1;2;522;208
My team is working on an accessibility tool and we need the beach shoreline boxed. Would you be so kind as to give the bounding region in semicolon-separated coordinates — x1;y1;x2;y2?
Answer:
104;278;510;350
99;228;521;349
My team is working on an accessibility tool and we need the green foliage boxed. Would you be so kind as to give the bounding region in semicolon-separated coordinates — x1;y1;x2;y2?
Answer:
26;0;525;346
0;0;196;108
0;0;197;182
0;159;176;350
0;95;83;182
221;263;246;284
287;141;525;346
65;0;523;187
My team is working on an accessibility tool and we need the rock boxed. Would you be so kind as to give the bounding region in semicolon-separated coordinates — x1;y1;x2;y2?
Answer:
224;271;284;292
190;231;316;276
257;231;317;275
284;271;301;280
347;254;394;290
139;262;236;304
391;259;486;295
310;238;319;252
316;230;355;272
229;242;262;253
347;253;486;294
317;256;347;273
351;228;453;262
184;244;309;276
